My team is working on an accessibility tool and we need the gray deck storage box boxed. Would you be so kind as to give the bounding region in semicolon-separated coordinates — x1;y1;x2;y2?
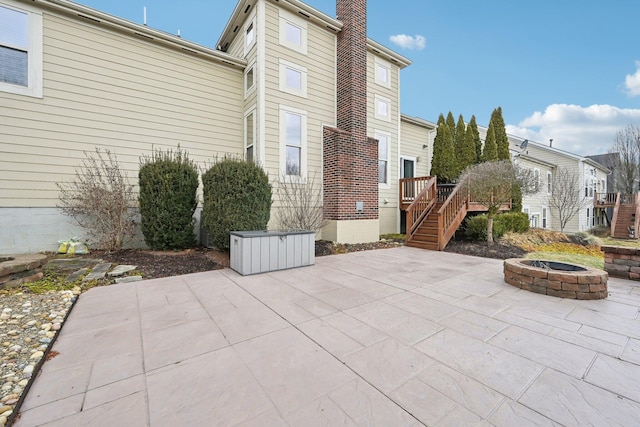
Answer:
230;230;315;275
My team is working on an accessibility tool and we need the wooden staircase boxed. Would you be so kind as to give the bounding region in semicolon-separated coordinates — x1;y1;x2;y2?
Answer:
603;192;640;239
400;176;512;251
400;177;473;251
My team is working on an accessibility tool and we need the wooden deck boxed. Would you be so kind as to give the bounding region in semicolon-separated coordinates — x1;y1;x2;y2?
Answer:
399;176;510;250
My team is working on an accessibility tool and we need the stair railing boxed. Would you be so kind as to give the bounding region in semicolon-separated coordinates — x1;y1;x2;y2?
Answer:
436;177;470;250
634;191;640;239
405;176;437;240
610;192;621;236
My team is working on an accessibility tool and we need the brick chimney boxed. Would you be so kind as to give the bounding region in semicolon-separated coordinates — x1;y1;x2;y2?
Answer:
336;0;367;141
323;0;378;242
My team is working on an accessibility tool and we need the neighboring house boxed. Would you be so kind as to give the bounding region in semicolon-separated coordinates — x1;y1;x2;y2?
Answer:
504;137;610;232
0;0;424;253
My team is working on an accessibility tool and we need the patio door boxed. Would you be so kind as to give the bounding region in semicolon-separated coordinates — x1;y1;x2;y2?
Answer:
400;157;416;234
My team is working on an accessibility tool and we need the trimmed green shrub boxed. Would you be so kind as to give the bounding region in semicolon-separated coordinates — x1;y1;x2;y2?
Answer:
139;147;199;250
498;212;530;233
201;157;272;251
465;212;529;241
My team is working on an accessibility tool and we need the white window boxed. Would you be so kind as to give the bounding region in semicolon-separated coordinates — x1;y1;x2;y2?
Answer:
600;178;606;194
374;58;391;88
375;131;390;184
244;63;255;96
279;59;307;97
542;206;548;229
279;9;307;54
244;109;256;163
547;171;552;194
374;95;391;121
534;168;540;193
244;19;255;56
280;106;307;178
0;1;42;98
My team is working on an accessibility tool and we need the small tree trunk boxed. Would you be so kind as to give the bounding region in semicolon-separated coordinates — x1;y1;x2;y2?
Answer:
487;215;494;245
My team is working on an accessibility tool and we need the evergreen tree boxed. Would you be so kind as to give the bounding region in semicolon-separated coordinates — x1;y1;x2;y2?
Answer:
431;122;456;183
469;115;482;163
446;111;456;139
491;107;510;160
430;114;446;177
454;115;466;175
440;123;456;182
481;122;498;162
459;124;477;173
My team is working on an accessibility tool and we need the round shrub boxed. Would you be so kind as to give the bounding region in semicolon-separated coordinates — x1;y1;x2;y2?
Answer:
201;157;272;251
464;212;529;241
498;212;530;233
139;147;199;250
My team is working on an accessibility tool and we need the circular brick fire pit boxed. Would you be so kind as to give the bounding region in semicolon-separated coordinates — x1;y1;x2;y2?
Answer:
503;258;608;300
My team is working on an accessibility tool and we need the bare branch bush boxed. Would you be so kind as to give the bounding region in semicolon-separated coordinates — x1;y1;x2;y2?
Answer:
610;124;640;193
56;148;138;250
461;160;536;244
275;171;326;231
546;166;590;232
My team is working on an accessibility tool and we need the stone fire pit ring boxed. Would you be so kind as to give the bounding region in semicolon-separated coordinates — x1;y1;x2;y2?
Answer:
504;258;608;300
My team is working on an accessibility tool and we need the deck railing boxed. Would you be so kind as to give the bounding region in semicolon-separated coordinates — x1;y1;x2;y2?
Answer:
436;177;470;250
594;192;618;207
405;176;437;239
399;176;435;206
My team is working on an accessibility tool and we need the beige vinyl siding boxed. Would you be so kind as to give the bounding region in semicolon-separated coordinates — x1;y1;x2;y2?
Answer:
262;2;336;226
0;11;244;208
400;119;432;178
521;144;580;231
368;52;400;235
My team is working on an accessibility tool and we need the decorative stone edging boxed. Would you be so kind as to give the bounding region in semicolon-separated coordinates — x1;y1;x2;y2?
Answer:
602;245;640;281
0;254;47;290
503;258;608;300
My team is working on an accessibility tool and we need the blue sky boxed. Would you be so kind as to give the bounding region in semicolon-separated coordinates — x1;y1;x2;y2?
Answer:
74;0;640;156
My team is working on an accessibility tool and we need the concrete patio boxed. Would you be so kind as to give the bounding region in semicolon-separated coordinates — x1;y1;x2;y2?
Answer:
14;247;640;426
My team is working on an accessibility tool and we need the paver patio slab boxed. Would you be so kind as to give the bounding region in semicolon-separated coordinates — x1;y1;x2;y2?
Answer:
11;247;640;426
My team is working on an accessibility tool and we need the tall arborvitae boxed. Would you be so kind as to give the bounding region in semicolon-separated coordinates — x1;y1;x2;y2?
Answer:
446;111;456;139
430;113;446;178
460;124;477;173
469;115;482;163
454;114;466;175
431;122;456;183
491;107;510;160
481;122;498;162
440;123;457;182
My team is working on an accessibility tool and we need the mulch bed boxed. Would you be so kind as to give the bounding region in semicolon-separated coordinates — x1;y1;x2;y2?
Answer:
68;238;522;280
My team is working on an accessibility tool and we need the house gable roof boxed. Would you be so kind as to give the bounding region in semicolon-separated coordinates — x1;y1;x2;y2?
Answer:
30;0;246;68
217;0;411;68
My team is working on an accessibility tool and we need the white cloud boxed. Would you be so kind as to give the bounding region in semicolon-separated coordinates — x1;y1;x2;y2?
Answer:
624;61;640;97
506;104;640;156
389;34;426;50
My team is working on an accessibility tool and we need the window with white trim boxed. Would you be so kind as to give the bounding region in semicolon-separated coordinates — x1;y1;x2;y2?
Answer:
244;19;255;56
534;168;540;193
375;131;390;184
374;95;391;121
542;206;548;228
279;59;307;97
547;171;552;194
0;1;42;98
244;109;256;163
244;63;255;96
374;58;391;88
279;9;307;54
280;106;307;178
